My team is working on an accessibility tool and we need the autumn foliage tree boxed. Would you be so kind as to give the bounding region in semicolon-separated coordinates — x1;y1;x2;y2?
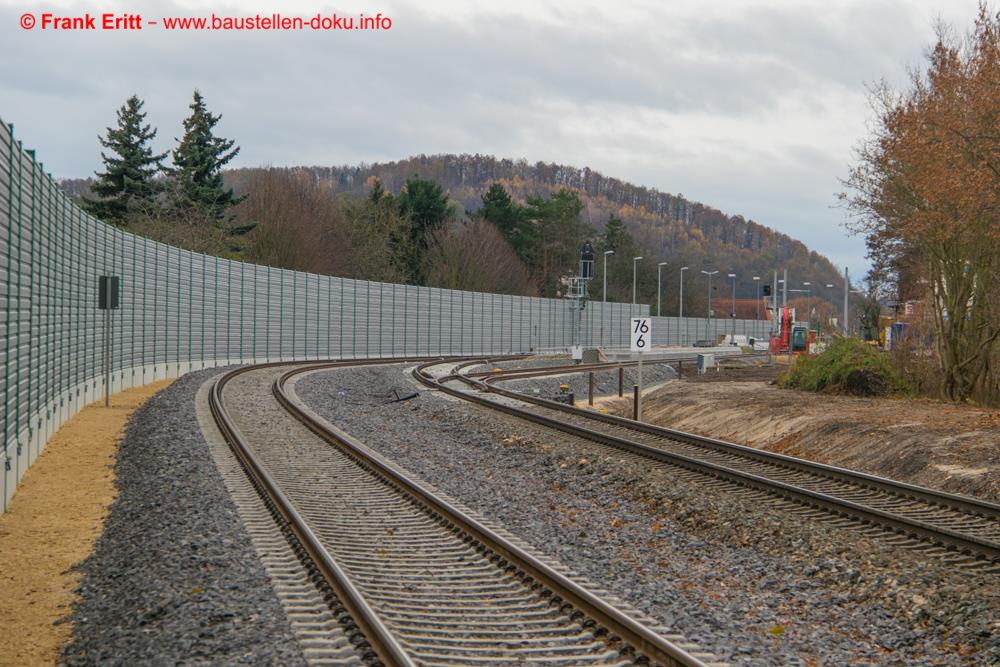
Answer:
236;169;412;282
423;221;537;295
843;5;1000;402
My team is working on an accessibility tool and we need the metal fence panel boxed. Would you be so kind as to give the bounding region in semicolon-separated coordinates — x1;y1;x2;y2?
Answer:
2;117;779;510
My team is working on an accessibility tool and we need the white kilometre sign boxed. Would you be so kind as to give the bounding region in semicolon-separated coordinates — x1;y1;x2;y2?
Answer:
630;317;651;353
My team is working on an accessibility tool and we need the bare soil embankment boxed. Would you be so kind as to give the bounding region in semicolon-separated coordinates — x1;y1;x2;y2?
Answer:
603;364;1000;503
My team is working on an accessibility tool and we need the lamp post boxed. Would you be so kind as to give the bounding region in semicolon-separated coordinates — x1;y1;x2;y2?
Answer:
701;269;718;335
728;273;737;337
603;250;614;305
657;262;667;316
679;267;689;319
679;266;689;346
632;256;643;305
843;267;850;337
601;249;613;347
824;283;834;332
753;276;761;327
803;281;812;327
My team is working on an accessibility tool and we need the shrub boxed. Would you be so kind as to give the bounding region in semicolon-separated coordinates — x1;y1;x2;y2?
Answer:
779;337;911;397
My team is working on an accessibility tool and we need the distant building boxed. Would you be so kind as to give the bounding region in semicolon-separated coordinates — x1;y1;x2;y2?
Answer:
730;298;771;320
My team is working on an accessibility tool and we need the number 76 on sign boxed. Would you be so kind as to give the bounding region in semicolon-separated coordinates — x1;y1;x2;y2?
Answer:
630;317;651;353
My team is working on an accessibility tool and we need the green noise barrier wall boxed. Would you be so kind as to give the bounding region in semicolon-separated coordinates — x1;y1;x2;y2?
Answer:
1;119;663;510
0;118;773;510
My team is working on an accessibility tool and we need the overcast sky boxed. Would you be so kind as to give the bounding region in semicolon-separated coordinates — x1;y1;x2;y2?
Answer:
0;0;988;280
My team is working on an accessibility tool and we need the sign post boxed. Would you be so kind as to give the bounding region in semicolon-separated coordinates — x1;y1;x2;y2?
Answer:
630;317;650;421
99;276;120;407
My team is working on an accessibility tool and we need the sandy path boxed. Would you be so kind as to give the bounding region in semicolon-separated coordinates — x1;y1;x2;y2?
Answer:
0;380;172;666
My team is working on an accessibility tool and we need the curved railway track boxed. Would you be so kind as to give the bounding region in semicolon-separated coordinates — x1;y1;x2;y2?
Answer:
413;358;1000;568
208;359;717;667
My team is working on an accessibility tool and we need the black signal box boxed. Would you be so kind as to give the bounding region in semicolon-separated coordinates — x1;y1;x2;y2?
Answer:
98;276;120;310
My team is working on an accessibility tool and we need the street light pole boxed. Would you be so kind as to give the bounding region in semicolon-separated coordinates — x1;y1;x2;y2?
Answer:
657;262;667;316
728;273;737;337
843;267;850;336
602;249;613;347
803;281;811;326
753;276;760;327
679;267;689;317
632;256;643;305
679;266;688;346
701;269;718;337
824;283;834;332
782;268;788;309
772;271;778;338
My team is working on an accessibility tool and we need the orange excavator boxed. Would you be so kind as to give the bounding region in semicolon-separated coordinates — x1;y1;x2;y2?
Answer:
769;307;811;355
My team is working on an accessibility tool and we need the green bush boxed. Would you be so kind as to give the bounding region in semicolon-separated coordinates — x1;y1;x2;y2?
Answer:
779;337;911;397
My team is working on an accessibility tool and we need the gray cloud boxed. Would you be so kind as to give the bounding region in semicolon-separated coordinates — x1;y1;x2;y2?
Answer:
0;0;985;280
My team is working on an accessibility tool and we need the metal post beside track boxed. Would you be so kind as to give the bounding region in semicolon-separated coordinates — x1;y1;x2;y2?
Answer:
637;354;643;421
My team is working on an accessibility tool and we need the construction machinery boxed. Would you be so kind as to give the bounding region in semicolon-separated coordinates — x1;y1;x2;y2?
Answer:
769;307;812;355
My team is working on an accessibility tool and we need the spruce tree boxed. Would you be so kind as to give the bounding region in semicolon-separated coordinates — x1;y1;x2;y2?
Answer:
478;183;525;248
83;95;166;225
396;175;454;281
170;90;243;219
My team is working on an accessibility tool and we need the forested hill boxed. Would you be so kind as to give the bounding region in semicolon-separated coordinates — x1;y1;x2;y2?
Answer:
228;154;843;296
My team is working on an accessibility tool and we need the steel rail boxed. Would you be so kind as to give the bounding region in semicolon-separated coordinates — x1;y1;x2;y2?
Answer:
210;359;418;667
414;361;1000;563
463;352;758;381
273;363;709;667
477;366;1000;521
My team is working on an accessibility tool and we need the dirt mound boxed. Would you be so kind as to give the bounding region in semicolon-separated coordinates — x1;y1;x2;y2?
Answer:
604;379;1000;502
843;368;888;396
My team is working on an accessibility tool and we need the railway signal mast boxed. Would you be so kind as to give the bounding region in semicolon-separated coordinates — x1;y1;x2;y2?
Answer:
565;242;595;363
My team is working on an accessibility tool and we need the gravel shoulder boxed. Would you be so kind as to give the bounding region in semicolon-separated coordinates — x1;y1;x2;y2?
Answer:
297;363;1000;666
63;368;307;666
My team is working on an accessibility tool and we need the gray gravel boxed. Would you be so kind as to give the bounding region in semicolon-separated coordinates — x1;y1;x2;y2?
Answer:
297;363;1000;667
469;355;572;371
495;363;677;400
63;368;307;666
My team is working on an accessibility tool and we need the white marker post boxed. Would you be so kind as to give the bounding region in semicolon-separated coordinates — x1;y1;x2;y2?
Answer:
630;317;651;421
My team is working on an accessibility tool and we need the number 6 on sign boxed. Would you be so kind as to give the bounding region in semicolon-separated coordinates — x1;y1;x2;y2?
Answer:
630;317;651;353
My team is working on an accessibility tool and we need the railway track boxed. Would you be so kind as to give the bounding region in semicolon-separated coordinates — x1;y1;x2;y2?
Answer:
461;353;749;382
413;358;1000;569
208;360;719;666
